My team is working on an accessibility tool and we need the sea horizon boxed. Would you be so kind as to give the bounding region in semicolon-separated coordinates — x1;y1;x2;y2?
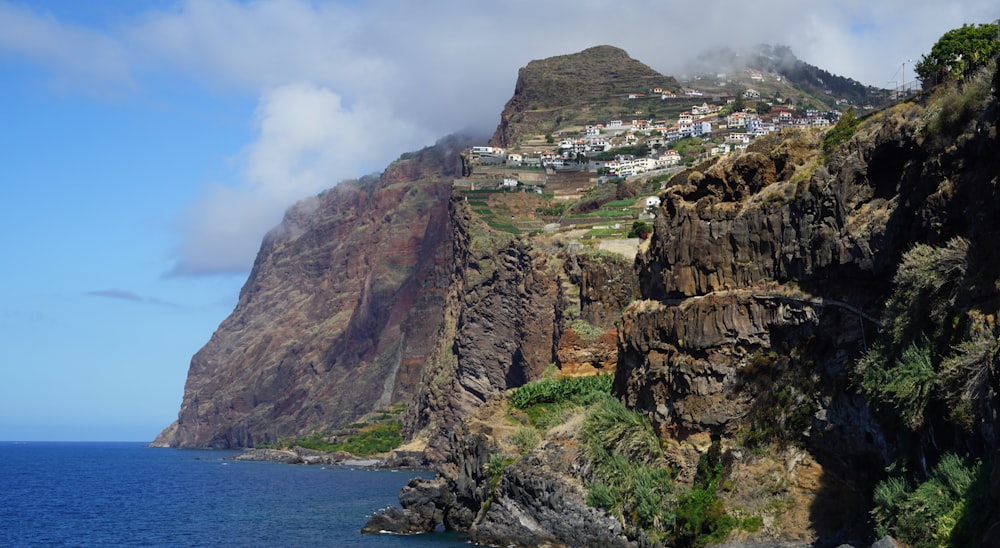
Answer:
1;441;468;546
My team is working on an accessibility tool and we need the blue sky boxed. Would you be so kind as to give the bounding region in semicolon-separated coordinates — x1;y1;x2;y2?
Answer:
1;0;996;441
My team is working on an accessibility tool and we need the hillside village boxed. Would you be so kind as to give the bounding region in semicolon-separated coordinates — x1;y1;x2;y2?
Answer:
454;66;850;249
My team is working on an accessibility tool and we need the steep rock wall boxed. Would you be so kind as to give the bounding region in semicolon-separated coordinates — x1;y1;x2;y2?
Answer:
404;201;564;462
153;137;473;448
618;80;1000;540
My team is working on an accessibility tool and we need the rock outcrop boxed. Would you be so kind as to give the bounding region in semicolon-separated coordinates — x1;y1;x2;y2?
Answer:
616;69;1000;542
366;415;649;547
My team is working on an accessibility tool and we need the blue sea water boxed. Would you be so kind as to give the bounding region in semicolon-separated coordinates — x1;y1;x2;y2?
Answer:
0;442;469;547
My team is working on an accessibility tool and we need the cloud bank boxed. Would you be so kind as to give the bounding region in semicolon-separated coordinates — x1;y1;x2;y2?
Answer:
3;0;998;275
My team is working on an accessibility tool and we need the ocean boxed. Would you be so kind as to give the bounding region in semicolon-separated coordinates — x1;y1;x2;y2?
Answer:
0;442;469;547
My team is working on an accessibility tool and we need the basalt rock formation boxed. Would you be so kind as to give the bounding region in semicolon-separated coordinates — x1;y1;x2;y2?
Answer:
403;200;637;463
615;68;1000;542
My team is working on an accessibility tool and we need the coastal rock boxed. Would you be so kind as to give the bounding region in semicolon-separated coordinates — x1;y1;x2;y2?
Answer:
471;443;639;548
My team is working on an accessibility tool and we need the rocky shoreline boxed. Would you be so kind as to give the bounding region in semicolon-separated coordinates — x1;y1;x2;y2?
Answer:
230;447;429;470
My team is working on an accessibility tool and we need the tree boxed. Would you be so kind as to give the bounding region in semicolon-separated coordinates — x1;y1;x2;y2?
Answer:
915;23;999;88
628;221;652;239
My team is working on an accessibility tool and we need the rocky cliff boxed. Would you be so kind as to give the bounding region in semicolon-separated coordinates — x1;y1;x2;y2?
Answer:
153;136;474;448
403;200;637;463
614;67;1000;543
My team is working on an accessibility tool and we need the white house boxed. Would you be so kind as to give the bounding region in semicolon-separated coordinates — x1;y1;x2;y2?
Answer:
659;150;681;166
501;177;518;188
710;143;732;156
691;103;715;116
726;112;747;128
506;153;523;166
743;88;761;99
645;196;662;210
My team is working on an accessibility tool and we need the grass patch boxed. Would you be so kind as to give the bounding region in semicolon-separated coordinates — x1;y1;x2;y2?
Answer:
509;374;614;430
570;319;606;341
603;198;637;208
509;374;614;410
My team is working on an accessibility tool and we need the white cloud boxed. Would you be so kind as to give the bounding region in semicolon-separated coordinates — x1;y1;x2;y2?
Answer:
169;82;433;276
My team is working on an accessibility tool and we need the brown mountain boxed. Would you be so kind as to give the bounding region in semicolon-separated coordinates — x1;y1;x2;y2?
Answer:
490;45;680;147
152;136;472;448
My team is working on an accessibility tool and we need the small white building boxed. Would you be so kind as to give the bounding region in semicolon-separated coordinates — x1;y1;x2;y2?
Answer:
645;196;662;210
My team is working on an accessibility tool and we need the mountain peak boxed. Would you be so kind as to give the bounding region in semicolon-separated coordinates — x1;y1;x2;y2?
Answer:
490;45;679;147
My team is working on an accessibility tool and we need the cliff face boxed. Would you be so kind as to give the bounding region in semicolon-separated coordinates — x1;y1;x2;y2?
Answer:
404;201;638;462
153;136;473;448
620;129;887;458
616;71;1000;541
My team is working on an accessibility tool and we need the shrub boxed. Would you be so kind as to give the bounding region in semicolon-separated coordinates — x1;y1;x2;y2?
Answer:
581;399;678;531
939;326;997;430
508;427;541;454
871;453;990;547
508;374;613;410
628;220;653;239
886;237;969;345
928;61;994;137
329;421;403;456
822;107;858;155
570;319;606;341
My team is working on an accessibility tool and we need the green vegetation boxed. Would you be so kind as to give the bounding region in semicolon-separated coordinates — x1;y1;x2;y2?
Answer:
603;198;637;208
927;60;995;138
486;453;515;492
672;137;706;163
821;107;858;155
258;403;406;456
854;236;999;544
508;427;542;454
536;201;569;216
872;453;992;547
507;374;613;430
581;399;749;545
627;220;652;239
581;398;673;530
266;420;403;456
674;443;737;546
593;144;650;161
858;238;975;434
569;319;605;340
737;350;819;450
915;23;999;86
508;374;613;410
